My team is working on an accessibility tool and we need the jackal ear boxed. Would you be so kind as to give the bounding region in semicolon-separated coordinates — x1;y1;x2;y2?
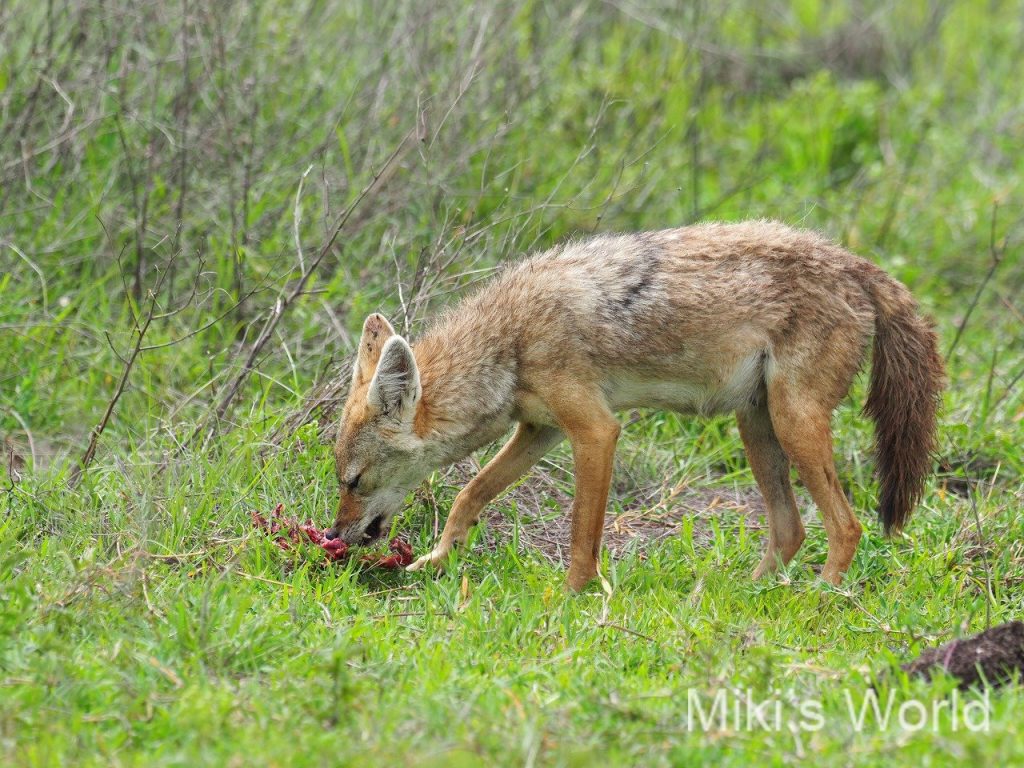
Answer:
352;313;396;389
367;336;420;421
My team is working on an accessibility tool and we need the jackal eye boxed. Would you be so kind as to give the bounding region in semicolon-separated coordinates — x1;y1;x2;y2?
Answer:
346;473;362;492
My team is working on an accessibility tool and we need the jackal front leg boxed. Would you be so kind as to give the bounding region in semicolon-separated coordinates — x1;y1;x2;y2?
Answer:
407;423;561;572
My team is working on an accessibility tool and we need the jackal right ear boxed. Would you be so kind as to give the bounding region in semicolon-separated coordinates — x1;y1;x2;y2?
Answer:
352;313;396;389
367;336;420;421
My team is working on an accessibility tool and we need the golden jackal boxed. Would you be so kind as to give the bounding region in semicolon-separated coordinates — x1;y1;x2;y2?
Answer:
327;221;944;590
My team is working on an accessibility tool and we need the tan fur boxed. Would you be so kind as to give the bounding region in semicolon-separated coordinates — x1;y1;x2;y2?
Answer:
329;221;945;589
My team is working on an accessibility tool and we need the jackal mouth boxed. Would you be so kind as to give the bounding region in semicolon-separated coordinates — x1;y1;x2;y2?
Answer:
364;514;387;542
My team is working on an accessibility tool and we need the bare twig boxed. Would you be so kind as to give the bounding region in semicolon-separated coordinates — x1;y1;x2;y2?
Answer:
169;0;194;296
946;203;1010;360
69;242;216;485
139;288;257;352
687;0;706;222
392;243;411;336
113;112;155;303
70;260;172;488
988;360;1024;414
293;164;314;275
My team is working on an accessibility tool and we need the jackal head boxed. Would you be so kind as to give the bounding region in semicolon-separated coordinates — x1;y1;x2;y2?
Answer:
326;314;430;545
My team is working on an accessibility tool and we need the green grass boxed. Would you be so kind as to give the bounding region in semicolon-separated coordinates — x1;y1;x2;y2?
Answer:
2;0;1024;764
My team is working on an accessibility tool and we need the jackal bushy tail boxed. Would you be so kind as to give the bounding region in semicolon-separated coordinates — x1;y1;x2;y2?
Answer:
864;279;944;534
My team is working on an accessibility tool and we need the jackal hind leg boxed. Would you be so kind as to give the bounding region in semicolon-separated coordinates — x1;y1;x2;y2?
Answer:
767;385;862;585
737;401;805;579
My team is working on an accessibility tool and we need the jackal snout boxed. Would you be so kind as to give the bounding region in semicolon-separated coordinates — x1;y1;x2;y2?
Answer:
327;511;388;544
329;485;405;544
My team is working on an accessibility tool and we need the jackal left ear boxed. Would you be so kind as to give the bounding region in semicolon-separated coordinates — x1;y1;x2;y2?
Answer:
367;336;420;422
352;313;396;389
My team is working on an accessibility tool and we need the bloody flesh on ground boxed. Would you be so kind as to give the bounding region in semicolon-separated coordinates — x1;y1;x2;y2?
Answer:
251;503;413;568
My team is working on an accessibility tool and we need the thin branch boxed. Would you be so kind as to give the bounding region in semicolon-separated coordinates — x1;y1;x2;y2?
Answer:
392;243;410;336
69;260;172;488
293;164;314;275
171;0;193;264
113;112;148;303
139;287;258;352
946;203;1009;360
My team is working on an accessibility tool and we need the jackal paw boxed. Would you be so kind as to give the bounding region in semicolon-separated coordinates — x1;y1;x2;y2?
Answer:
406;545;451;573
565;563;598;593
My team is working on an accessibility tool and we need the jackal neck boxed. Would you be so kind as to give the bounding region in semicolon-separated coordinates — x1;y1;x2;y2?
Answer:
410;319;519;467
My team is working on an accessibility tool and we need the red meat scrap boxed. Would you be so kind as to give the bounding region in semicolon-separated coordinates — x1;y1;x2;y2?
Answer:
373;538;414;568
250;503;412;568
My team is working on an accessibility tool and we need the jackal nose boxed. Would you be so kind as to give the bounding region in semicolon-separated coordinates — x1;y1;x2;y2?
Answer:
324;528;340;541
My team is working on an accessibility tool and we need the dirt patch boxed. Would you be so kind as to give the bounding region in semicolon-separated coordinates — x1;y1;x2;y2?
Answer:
902;622;1024;689
431;459;772;565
